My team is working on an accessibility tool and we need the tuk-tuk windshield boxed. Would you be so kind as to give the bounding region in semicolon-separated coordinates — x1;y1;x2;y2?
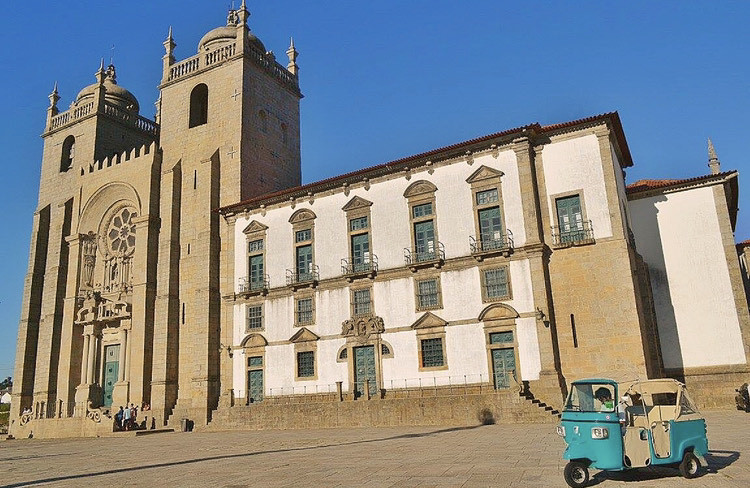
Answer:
565;382;617;412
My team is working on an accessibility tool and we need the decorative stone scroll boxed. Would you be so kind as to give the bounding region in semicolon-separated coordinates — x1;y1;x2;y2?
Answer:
341;315;385;339
86;400;103;423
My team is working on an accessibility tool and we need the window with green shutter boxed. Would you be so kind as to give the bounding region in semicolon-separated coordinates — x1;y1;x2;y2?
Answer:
420;338;444;368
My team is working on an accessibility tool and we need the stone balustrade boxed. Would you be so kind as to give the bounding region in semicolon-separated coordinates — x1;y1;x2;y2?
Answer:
47;101;157;137
205;43;236;66
49;101;94;130
168;55;201;81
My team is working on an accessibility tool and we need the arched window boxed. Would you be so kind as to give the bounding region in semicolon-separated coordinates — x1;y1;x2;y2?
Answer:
60;135;75;172
189;84;208;128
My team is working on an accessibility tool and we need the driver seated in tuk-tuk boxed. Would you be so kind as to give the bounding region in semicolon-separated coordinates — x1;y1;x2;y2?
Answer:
594;387;615;412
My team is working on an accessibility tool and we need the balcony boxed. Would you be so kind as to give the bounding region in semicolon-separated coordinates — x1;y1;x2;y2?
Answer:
238;275;269;297
286;266;320;290
341;255;379;282
551;220;595;248
469;230;514;261
404;242;445;272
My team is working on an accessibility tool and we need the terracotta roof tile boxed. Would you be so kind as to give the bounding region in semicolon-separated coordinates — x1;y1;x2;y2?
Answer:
220;112;630;214
626;171;736;194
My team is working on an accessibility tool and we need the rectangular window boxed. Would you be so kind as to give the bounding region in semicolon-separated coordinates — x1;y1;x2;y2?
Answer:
412;202;433;218
490;331;514;344
476;188;499;205
296;297;314;325
484;268;509;299
349;216;369;231
295;229;312;243
353;289;371;316
248;239;264;253
297;351;315;377
248;356;263;367
249;254;264;289
556;195;584;234
417;279;439;309
420;338;444;368
247;305;263;331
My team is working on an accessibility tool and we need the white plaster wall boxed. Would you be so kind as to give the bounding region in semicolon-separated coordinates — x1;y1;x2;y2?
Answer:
543;134;613;238
629;187;746;368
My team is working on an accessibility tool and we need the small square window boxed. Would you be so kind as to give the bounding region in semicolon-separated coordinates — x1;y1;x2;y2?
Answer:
417;279;439;309
295;229;312;243
247;305;263;331
490;331;514;344
484;268;509;299
353;289;371;316
248;356;263;367
248;239;264;253
420;338;444;368
296;298;314;325
297;351;315;377
350;216;369;231
476;189;499;205
412;203;433;218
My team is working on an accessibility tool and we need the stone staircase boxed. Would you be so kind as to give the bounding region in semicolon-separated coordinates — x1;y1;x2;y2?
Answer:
206;387;560;432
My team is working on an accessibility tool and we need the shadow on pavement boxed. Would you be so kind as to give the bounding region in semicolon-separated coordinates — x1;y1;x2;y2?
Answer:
2;424;485;487
586;450;740;485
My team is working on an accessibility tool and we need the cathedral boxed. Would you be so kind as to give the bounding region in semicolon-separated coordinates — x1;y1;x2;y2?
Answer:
10;4;750;438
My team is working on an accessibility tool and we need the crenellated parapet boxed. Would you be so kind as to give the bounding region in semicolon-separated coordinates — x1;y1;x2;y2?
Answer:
80;141;158;176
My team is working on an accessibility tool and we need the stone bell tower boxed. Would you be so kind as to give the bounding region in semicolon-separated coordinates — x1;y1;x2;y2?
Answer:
151;1;302;426
12;58;159;433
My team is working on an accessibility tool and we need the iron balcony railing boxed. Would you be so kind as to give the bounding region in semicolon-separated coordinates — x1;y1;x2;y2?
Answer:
404;242;445;266
238;274;270;293
469;230;514;255
286;266;320;286
551;220;595;247
341;255;379;276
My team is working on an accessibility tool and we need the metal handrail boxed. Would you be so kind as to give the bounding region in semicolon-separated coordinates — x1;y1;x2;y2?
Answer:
551;220;595;246
404;242;445;265
238;274;270;293
341;255;379;275
469;230;514;254
286;266;320;285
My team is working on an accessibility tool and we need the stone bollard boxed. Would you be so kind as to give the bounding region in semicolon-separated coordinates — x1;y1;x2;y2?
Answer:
336;381;343;402
364;379;371;400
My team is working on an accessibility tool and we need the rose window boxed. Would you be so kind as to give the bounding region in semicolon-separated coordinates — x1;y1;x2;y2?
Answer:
106;207;137;255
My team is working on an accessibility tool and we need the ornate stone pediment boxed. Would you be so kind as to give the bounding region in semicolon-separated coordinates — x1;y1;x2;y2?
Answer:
242;220;268;235
341;315;385;339
290;327;319;343
411;312;448;330
75;291;130;325
466;165;504;184
342;195;373;211
288;208;316;224
240;333;268;348
403;180;437;198
478;303;519;322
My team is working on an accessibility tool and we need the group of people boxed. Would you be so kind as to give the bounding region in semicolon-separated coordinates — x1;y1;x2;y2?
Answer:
114;403;151;431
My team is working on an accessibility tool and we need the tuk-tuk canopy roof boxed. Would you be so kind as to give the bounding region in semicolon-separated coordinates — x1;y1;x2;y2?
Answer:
623;379;683;396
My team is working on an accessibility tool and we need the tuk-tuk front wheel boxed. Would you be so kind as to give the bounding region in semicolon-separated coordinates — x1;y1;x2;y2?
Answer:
679;451;700;479
564;461;590;488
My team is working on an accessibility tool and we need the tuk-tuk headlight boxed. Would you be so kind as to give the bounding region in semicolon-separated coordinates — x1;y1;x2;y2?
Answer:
556;426;566;437
591;427;609;439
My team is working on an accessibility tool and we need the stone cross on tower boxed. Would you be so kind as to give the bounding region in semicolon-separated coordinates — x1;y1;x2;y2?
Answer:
708;138;721;175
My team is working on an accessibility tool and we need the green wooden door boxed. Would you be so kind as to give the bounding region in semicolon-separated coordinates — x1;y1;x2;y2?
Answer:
296;244;313;279
414;220;435;261
354;345;377;398
249;254;264;288
351;233;370;271
492;348;516;389
103;344;120;407
247;356;263;403
478;206;503;248
556;195;584;242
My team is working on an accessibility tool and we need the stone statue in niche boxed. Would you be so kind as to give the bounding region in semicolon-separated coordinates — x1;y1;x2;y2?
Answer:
80;232;98;288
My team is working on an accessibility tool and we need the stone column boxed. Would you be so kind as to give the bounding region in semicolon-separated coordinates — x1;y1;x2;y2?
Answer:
80;333;90;385
86;331;97;384
124;327;132;382
118;329;127;382
511;134;544;246
219;214;237;408
59;234;86;418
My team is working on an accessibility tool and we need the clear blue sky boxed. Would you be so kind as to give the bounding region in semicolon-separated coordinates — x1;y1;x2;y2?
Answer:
1;1;748;378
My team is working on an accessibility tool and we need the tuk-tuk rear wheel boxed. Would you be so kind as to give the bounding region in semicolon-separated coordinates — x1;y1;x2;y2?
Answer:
564;461;590;488
679;451;700;479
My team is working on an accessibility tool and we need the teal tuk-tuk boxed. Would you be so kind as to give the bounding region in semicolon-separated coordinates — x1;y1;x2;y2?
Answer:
557;378;708;487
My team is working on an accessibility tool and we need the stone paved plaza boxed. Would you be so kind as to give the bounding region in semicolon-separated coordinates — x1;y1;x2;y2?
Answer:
0;411;748;487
